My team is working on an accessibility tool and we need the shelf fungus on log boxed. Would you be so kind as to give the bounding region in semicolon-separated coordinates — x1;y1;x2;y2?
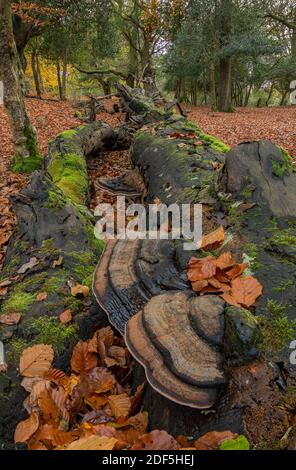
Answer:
93;239;189;334
125;291;226;409
95;168;146;200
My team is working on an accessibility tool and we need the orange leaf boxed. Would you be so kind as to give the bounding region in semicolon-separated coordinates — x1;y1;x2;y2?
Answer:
226;263;248;280
59;309;72;324
194;431;238;450
188;256;216;282
215;252;236;270
65;435;118;450
14;412;39;443
71;341;97;374
38;389;62;425
108;393;131;419
230;275;263;308
201;226;225;251
36;292;47;302
191;280;209;292
131;430;180;450
0;312;22;325
20;344;54;378
86;367;116;394
43;368;67;386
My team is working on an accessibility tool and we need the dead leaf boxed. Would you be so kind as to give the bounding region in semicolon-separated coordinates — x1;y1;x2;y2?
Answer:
223;275;263;308
52;256;64;268
43;368;67;386
108;394;131;419
36;292;47;302
216;252;236;270
226;263;248;280
71;341;97;374
194;430;238;450
201;226;225;251
131;430;180;450
0;312;21;325
17;257;39;274
65;435;118;450
20;344;54;378
59;309;72;324
188;256;216;281
14;412;40;443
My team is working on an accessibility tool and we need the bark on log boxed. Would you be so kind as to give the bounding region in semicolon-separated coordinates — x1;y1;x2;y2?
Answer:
123;103;296;444
0;121;130;446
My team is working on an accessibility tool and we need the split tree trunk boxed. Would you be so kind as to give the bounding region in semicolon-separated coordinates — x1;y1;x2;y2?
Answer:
0;0;39;164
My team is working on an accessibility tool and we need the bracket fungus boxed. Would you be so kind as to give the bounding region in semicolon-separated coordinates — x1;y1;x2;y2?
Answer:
125;291;226;409
93;239;188;334
96;168;146;200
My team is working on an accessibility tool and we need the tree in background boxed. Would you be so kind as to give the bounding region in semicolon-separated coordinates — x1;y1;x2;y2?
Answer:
0;0;41;172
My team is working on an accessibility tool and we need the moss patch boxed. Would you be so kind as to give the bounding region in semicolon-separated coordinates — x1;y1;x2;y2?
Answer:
47;152;88;204
1;292;35;314
31;317;77;354
272;147;294;178
198;132;230;153
258;300;296;357
11;126;43;174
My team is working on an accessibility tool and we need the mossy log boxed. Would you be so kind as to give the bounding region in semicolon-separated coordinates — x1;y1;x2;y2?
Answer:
0;121;130;446
126;113;296;445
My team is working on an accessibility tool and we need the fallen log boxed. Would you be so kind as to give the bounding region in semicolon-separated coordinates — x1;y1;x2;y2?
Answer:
0;121;131;446
104;86;296;446
129;127;296;444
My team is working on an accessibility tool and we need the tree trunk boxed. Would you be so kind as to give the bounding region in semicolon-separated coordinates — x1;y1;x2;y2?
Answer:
217;0;233;112
266;83;274;106
218;57;232;111
36;53;44;93
31;49;42;99
210;62;217;110
61;49;68;101
56;60;63;101
0;0;39;171
280;89;289;106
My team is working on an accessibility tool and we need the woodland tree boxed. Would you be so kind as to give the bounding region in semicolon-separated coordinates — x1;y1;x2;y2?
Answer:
0;0;40;172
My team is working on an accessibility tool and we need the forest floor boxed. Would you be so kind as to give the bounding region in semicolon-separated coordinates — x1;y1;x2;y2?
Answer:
0;99;295;269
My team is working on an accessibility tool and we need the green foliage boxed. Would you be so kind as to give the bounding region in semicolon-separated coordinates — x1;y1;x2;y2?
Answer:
220;435;250;450
7;339;29;363
258;300;296;355
47;152;88;204
1;292;35;314
31;317;78;354
199;132;230;153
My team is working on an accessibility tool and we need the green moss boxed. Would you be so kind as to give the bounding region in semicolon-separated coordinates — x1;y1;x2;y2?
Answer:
31;317;77;354
1;292;35;314
258;300;296;356
269;229;296;249
0;254;21;279
43;190;67;210
18;240;30;252
11;126;43;173
47;152;88;204
40;238;60;257
7;339;29;363
272;279;294;293
272;147;294;178
241;186;254;199
198;132;230;153
57;129;78;139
